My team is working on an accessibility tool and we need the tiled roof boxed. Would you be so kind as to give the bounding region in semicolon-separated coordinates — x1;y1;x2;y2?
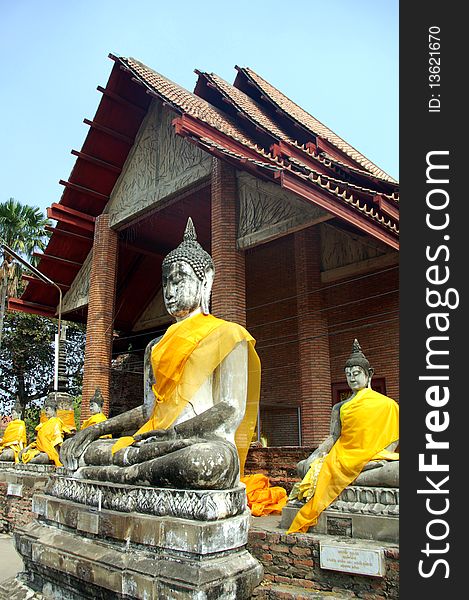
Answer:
236;66;396;183
125;58;257;151
199;71;295;142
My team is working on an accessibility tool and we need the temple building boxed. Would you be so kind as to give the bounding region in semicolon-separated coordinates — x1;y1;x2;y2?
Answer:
9;54;399;448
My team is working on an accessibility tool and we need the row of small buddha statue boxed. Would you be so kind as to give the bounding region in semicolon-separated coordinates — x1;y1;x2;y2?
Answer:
0;390;107;466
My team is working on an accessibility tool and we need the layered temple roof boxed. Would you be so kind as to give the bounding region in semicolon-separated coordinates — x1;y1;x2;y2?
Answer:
10;54;399;322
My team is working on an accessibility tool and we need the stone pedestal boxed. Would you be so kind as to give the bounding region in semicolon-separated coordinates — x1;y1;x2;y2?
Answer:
280;485;399;543
9;475;263;599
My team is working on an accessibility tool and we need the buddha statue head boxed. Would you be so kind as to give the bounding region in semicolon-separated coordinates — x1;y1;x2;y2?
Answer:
44;396;58;419
161;217;215;320
344;339;374;392
89;388;104;416
12;399;22;421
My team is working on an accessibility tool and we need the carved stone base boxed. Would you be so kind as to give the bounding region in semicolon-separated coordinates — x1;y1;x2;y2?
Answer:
280;486;399;543
11;480;263;599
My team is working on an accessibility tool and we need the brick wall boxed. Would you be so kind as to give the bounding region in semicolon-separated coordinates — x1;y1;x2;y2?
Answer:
0;468;52;533
245;230;399;448
249;528;399;600
325;267;399;403
245;447;314;493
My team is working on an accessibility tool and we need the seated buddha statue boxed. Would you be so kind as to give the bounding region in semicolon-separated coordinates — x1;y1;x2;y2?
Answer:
20;396;73;467
288;339;399;534
60;218;261;490
81;388;109;430
0;402;27;463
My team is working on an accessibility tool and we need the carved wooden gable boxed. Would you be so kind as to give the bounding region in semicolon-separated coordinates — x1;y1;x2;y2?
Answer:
237;172;331;249
61;251;92;314
109;101;211;228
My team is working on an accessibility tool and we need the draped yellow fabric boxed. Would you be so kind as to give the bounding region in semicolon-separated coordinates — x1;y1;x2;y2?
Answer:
81;412;107;429
57;409;76;430
288;388;399;534
112;313;261;475
0;419;27;463
241;474;288;516
81;412;111;439
21;417;71;467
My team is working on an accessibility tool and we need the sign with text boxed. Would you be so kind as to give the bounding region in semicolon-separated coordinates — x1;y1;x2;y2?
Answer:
320;542;385;577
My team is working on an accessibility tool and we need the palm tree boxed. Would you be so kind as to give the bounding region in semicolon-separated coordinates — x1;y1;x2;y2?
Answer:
0;198;50;347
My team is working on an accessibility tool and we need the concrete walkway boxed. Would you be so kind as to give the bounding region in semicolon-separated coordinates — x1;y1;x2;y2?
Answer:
0;534;23;583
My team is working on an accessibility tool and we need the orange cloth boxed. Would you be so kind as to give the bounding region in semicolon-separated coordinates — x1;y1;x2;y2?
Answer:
288;388;399;534
112;312;261;475
41;409;76;430
57;409;76;430
241;474;288;516
21;416;71;467
0;419;27;462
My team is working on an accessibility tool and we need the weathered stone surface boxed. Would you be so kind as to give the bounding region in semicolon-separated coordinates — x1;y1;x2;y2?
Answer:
280;486;399;543
14;514;263;599
45;475;246;520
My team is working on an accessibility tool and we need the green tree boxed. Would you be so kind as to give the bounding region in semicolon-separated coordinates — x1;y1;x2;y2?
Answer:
0;198;50;347
0;311;85;417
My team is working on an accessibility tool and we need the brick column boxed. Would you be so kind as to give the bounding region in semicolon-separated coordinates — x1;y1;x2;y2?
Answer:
295;226;332;446
81;214;118;421
210;158;246;326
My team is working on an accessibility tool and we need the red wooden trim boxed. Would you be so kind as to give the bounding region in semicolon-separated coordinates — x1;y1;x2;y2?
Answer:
279;171;399;250
83;119;134;145
71;150;122;174
45;225;93;242
172;114;276;164
22;275;70;291
47;203;95;233
59;179;109;202
8;298;57;317
33;252;83;268
97;86;147;115
373;194;400;221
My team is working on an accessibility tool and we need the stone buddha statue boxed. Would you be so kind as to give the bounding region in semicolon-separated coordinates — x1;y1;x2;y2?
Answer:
0;402;27;462
20;395;73;467
288;339;399;534
81;388;108;429
60;218;261;490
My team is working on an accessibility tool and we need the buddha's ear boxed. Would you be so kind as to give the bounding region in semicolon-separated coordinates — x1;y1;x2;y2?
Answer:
201;267;214;315
368;367;375;387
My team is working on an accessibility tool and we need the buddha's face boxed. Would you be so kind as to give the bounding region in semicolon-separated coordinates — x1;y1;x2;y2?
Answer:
163;261;203;320
89;401;100;415
44;405;55;418
345;366;369;392
12;410;20;420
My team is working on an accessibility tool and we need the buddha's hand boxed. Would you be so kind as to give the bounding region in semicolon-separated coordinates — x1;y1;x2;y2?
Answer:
297;449;322;478
60;424;103;470
133;427;176;443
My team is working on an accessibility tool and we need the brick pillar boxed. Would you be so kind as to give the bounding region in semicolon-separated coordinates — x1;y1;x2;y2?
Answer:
210;158;246;326
81;214;118;421
295;226;332;446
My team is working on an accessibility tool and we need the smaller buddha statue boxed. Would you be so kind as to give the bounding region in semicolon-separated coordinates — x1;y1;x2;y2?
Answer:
288;339;399;534
0;401;27;463
20;395;73;467
81;388;108;430
80;389;111;439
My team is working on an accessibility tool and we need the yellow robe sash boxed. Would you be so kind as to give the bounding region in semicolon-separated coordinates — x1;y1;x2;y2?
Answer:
112;312;261;475
0;419;27;463
288;388;399;534
21;417;70;467
81;412;111;439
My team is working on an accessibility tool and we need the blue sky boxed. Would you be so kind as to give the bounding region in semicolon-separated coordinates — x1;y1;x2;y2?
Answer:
1;0;398;216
